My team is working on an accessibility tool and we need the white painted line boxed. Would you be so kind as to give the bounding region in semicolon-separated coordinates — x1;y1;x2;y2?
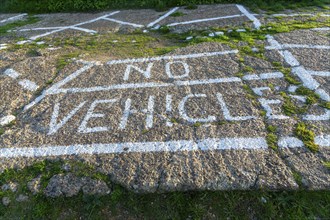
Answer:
308;71;330;77
315;135;330;147
0;13;27;23
278;137;304;148
0;137;268;158
252;87;271;96
303;110;330;121
266;44;330;50
166;14;243;27
102;17;144;28
242;72;284;81
18;79;39;92
312;27;330;31
16;27;68;32
289;95;306;103
147;7;180;27
236;4;261;29
50;77;242;95
288;85;298;93
4;69;20;79
26;11;120;41
0;115;16;126
107;50;238;65
315;89;330;102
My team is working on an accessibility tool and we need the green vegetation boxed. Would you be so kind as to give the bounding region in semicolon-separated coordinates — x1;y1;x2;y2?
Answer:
323;161;330;169
170;12;186;17
1;160;329;219
266;133;278;150
280;92;306;116
1;0;329;13
0;16;39;35
295;86;320;105
294;122;319;153
272;62;301;85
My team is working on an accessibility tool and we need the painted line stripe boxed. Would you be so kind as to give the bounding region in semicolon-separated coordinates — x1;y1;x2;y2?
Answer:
242;72;284;81
266;44;330;50
312;27;330;31
27;11;120;41
18;79;39;92
0;115;16;126
147;7;180;27
0;135;328;158
236;4;261;29
107;50;238;65
70;26;97;33
3;68;20;79
16;27;68;32
0;137;268;158
0;13;27;23
166;14;243;27
50;77;242;94
102;17;144;28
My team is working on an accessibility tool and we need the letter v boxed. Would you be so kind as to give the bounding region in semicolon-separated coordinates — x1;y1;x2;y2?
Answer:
48;101;86;135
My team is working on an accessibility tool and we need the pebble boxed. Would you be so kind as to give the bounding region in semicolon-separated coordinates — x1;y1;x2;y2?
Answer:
215;31;224;36
208;33;215;37
236;29;246;32
185;36;193;40
2;197;10;206
16;194;29;202
1;182;18;192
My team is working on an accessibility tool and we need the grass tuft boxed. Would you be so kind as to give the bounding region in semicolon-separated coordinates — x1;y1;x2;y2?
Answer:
294;122;319;152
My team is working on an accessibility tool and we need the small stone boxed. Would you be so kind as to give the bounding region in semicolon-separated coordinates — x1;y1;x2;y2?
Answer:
251;47;259;52
143;29;149;33
62;163;71;171
0;115;16;126
185;36;193;40
236;29;246;32
16;194;29;202
27;176;42;195
81;177;111;195
36;41;45;45
215;31;224;36
261;197;267;203
132;40;137;43
112;40;118;43
288;85;298;93
227;29;233;33
2;197;10;206
151;25;160;30
208;33;215;37
44;173;82;197
17;40;31;45
1;182;18;192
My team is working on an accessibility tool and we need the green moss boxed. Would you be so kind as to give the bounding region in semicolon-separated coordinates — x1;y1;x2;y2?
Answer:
56;52;80;71
0;127;4;136
267;125;277;133
185;4;198;10
266;133;278;150
323;161;330;169
0;15;39;35
193;122;202;127
319;102;330;109
295;86;320;105
292;171;303;187
280;92;306;115
294;122;319;152
170;12;186;17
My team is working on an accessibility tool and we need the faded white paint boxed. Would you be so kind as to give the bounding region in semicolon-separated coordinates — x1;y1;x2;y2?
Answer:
124;63;154;81
303;110;330;121
165;61;190;79
78;99;117;133
4;69;20;79
18;79;39;91
0;13;27;23
252;87;271;96
147;7;180;27
166;94;173;127
167;14;243;27
236;4;261;29
0;115;16;126
178;94;216;123
258;98;289;119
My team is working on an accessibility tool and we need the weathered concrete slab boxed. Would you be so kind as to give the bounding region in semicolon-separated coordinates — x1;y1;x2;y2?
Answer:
0;5;329;192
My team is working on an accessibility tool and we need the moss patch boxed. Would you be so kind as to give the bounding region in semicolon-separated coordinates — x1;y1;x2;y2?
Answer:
294;122;319;152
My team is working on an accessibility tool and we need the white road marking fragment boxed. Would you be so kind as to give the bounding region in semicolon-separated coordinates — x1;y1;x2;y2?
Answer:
288;85;298;93
258;98;290;119
0;137;268;158
51;77;242;94
278;137;304;148
309;71;330;77
0;44;8;50
289;95;306;103
0;115;16;126
242;72;284;81
18;79;39;91
147;7;180;27
315;89;330;102
315;135;330;147
266;44;330;50
102;17;144;28
279;135;330;148
0;13;27;23
107;50;238;65
236;4;261;29
4;69;20;79
23;11;120;41
303;110;330;121
252;87;271;96
166;14;243;27
312;27;330;31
